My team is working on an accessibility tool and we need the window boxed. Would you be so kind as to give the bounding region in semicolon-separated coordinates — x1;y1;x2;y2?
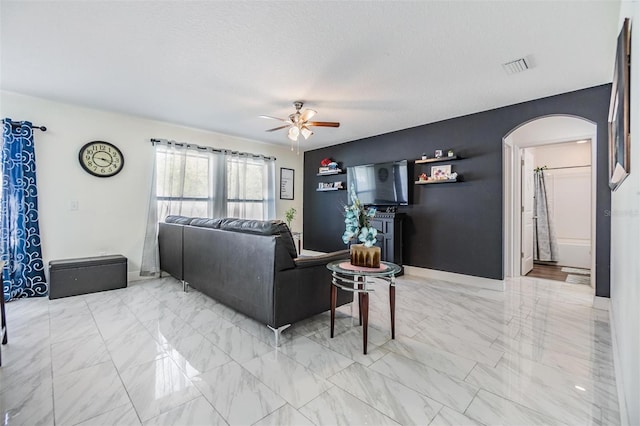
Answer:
154;144;275;221
227;156;270;220
156;148;213;218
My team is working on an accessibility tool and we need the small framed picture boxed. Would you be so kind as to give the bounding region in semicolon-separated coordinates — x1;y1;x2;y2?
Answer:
431;165;451;179
435;149;443;158
280;168;294;200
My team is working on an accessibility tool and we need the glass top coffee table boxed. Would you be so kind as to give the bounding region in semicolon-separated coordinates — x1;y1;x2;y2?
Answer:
326;260;401;354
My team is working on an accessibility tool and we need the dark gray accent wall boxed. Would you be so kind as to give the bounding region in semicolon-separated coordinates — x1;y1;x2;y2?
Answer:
304;84;611;297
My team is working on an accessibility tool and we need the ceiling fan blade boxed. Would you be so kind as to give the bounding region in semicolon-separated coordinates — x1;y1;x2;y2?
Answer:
300;109;317;122
259;115;290;123
265;125;291;132
307;121;340;128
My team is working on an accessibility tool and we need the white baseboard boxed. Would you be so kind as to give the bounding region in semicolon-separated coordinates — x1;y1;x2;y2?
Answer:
592;295;610;311
403;265;505;291
609;307;630;426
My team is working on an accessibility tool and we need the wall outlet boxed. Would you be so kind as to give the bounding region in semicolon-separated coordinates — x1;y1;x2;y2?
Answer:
69;200;79;211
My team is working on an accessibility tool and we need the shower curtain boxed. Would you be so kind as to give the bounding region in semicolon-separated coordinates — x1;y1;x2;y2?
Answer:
533;169;559;262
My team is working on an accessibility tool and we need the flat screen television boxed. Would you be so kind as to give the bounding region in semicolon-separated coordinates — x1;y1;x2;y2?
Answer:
347;160;409;206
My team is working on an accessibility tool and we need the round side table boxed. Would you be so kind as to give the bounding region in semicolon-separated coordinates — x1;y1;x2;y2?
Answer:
326;260;401;354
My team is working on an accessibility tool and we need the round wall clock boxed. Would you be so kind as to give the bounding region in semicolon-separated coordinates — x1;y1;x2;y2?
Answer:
78;141;124;177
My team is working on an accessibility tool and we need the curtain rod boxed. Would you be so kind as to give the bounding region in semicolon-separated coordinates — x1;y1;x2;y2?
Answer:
150;138;276;161
6;120;47;132
542;165;591;171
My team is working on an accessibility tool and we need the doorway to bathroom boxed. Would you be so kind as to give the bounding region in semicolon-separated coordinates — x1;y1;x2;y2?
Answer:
503;115;596;288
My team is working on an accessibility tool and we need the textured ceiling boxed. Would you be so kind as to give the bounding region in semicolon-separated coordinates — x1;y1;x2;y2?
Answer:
0;1;621;150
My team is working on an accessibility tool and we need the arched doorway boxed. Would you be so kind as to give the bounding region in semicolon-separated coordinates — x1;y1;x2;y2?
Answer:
503;115;597;290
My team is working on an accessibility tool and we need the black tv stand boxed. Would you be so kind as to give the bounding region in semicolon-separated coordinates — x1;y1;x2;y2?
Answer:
371;212;404;274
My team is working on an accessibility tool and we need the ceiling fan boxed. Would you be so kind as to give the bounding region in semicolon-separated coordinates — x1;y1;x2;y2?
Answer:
260;101;340;151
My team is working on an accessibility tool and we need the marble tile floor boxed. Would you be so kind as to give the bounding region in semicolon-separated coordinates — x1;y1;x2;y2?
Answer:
0;274;619;425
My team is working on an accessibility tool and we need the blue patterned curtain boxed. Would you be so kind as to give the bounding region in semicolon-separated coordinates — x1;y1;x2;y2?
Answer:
1;118;47;302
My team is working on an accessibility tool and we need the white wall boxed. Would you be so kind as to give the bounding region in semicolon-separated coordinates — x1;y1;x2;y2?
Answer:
530;142;591;268
0;91;304;279
530;140;591;168
610;3;640;425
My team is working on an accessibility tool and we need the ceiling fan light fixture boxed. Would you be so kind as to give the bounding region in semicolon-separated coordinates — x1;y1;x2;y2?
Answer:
301;126;313;140
300;109;317;122
288;126;299;141
261;101;340;152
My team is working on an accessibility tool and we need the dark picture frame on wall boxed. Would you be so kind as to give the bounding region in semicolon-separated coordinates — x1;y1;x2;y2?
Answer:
609;18;631;191
280;167;294;200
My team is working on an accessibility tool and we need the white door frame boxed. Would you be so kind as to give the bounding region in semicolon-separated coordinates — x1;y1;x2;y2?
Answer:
521;149;535;275
503;115;597;289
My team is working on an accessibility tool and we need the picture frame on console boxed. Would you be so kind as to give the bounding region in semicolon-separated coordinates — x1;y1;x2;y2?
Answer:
608;18;631;191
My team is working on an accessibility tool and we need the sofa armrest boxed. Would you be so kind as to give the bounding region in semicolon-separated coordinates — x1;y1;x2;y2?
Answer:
294;249;350;269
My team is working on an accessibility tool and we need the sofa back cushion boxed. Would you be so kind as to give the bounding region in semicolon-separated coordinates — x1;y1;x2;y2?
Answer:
166;216;298;260
165;215;194;225
189;218;224;229
216;219;298;259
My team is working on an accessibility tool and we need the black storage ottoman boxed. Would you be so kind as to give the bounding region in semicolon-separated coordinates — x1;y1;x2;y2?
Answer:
49;255;127;299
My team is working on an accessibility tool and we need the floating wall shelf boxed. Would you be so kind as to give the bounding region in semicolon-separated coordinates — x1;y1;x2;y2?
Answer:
317;169;344;176
415;156;459;164
414;178;459;185
316;187;344;192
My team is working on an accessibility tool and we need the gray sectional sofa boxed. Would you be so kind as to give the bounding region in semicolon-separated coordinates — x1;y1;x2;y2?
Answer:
158;216;353;345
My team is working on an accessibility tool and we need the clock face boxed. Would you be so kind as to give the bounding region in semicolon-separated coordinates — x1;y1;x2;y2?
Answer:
79;141;124;177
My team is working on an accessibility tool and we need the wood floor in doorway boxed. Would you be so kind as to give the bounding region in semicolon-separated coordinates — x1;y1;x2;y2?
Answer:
527;263;568;282
526;263;591;284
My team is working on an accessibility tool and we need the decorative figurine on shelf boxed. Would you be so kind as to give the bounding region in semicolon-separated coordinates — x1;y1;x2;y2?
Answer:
435;149;443;158
419;173;428;182
450;172;458;180
421;153;428;160
319;158;338;174
448;149;455;157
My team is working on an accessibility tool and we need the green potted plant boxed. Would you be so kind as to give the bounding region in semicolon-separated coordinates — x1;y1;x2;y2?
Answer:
285;207;296;229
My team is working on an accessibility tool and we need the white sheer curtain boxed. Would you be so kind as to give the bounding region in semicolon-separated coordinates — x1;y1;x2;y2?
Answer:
140;140;276;276
140;141;226;276
226;152;275;220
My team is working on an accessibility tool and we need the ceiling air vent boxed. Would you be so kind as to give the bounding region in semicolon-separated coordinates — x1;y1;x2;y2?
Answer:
502;58;529;75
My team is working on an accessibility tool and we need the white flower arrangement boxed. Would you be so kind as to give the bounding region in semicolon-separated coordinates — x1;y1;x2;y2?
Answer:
342;185;378;247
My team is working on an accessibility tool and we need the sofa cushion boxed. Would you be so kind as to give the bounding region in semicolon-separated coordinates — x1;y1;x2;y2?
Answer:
189;218;224;229
217;219;298;259
165;215;194;225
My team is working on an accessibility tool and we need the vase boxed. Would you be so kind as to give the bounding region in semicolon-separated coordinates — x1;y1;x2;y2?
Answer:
350;244;381;268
